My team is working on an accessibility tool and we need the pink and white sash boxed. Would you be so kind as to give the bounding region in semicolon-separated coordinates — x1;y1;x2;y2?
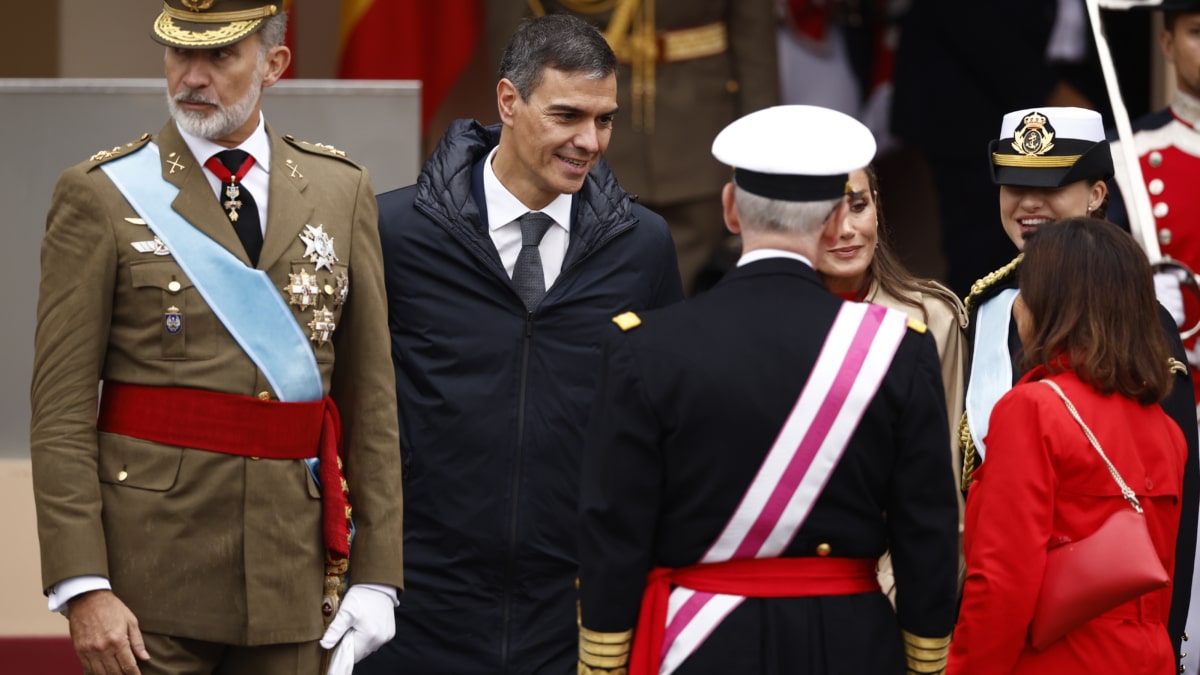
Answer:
658;302;909;675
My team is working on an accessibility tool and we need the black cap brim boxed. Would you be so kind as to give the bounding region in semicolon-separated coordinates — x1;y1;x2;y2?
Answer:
990;139;1114;187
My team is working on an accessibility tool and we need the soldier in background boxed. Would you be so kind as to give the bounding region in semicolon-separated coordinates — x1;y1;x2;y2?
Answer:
1107;2;1200;667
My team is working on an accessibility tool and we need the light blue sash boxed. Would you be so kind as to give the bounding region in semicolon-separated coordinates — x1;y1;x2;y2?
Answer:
101;142;323;403
964;288;1019;462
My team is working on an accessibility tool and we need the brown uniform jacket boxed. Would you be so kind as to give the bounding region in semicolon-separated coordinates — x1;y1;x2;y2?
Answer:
30;120;404;645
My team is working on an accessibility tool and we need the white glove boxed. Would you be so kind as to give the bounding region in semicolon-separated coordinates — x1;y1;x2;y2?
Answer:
1154;268;1186;328
319;585;396;664
325;630;355;675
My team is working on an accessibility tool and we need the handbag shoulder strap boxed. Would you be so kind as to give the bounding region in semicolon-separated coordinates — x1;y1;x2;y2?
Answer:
1039;379;1143;513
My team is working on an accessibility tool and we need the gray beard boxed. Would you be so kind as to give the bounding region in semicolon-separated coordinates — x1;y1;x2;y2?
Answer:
167;77;263;140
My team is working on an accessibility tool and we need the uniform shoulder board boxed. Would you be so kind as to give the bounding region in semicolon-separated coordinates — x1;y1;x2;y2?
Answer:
612;311;642;331
282;134;362;167
85;133;152;167
906;317;927;334
963;253;1023;314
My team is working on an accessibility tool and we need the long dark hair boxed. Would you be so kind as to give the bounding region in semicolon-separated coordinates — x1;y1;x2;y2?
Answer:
863;165;962;314
1018;216;1171;403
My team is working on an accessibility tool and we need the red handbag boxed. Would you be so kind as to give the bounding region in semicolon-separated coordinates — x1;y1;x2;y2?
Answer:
1028;380;1170;651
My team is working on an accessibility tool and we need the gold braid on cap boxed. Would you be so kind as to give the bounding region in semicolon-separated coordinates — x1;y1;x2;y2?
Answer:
992;153;1081;168
162;2;278;22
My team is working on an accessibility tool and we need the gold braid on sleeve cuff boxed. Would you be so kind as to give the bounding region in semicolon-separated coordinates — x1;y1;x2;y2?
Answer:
579;625;633;675
903;630;950;674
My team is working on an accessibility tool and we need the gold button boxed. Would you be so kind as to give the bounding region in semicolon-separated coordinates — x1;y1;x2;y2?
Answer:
816;543;832;557
324;284;335;295
725;79;740;94
257;391;271;401
168;280;182;292
117;470;128;482
250;456;260;461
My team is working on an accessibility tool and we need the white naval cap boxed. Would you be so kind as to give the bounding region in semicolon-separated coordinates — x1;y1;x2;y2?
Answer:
990;107;1114;187
711;105;877;201
996;106;1105;143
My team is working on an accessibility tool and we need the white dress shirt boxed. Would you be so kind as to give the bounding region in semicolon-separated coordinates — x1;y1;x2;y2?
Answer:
482;146;572;290
178;112;272;236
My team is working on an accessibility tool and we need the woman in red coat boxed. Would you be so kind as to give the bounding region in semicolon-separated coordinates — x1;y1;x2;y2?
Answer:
949;217;1187;674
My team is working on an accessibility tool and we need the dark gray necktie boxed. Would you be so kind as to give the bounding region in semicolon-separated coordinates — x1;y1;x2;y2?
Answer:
512;212;554;310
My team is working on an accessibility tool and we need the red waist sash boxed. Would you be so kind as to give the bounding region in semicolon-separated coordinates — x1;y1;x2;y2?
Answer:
97;382;351;559
631;557;879;675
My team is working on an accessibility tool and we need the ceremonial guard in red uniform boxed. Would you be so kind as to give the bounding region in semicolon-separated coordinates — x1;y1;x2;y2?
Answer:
29;3;404;673
1106;2;1200;668
576;105;958;675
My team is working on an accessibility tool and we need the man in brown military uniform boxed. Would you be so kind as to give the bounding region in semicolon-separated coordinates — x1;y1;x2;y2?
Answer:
489;0;781;295
30;2;404;673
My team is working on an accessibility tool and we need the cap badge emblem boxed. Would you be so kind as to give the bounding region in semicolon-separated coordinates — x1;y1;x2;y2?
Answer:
1012;111;1055;156
181;0;217;11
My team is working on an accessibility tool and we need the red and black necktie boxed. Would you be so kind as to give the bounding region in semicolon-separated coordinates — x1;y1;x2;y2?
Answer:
205;149;263;266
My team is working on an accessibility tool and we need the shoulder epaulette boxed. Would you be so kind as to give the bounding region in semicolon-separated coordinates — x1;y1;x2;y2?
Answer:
85;133;152;167
907;317;927;334
282;135;361;167
612;311;641;331
963;253;1023;314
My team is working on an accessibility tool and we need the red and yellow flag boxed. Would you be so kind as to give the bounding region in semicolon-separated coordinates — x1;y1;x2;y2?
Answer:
281;0;296;79
338;0;482;131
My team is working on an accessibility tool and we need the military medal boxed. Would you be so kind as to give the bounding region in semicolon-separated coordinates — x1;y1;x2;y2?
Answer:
308;305;337;346
332;271;350;307
203;153;258;223
224;183;243;221
284;268;321;310
164;306;183;334
300;224;339;272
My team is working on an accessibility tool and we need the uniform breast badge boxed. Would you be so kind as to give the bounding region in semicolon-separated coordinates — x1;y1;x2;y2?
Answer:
284;268;321;310
131;237;171;256
308;306;337;346
300;224;338;272
164;306;183;334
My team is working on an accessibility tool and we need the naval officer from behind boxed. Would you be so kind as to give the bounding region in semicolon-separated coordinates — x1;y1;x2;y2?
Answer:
576;105;959;675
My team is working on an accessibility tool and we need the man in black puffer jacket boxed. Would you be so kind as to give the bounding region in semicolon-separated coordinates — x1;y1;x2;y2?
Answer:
358;14;684;674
